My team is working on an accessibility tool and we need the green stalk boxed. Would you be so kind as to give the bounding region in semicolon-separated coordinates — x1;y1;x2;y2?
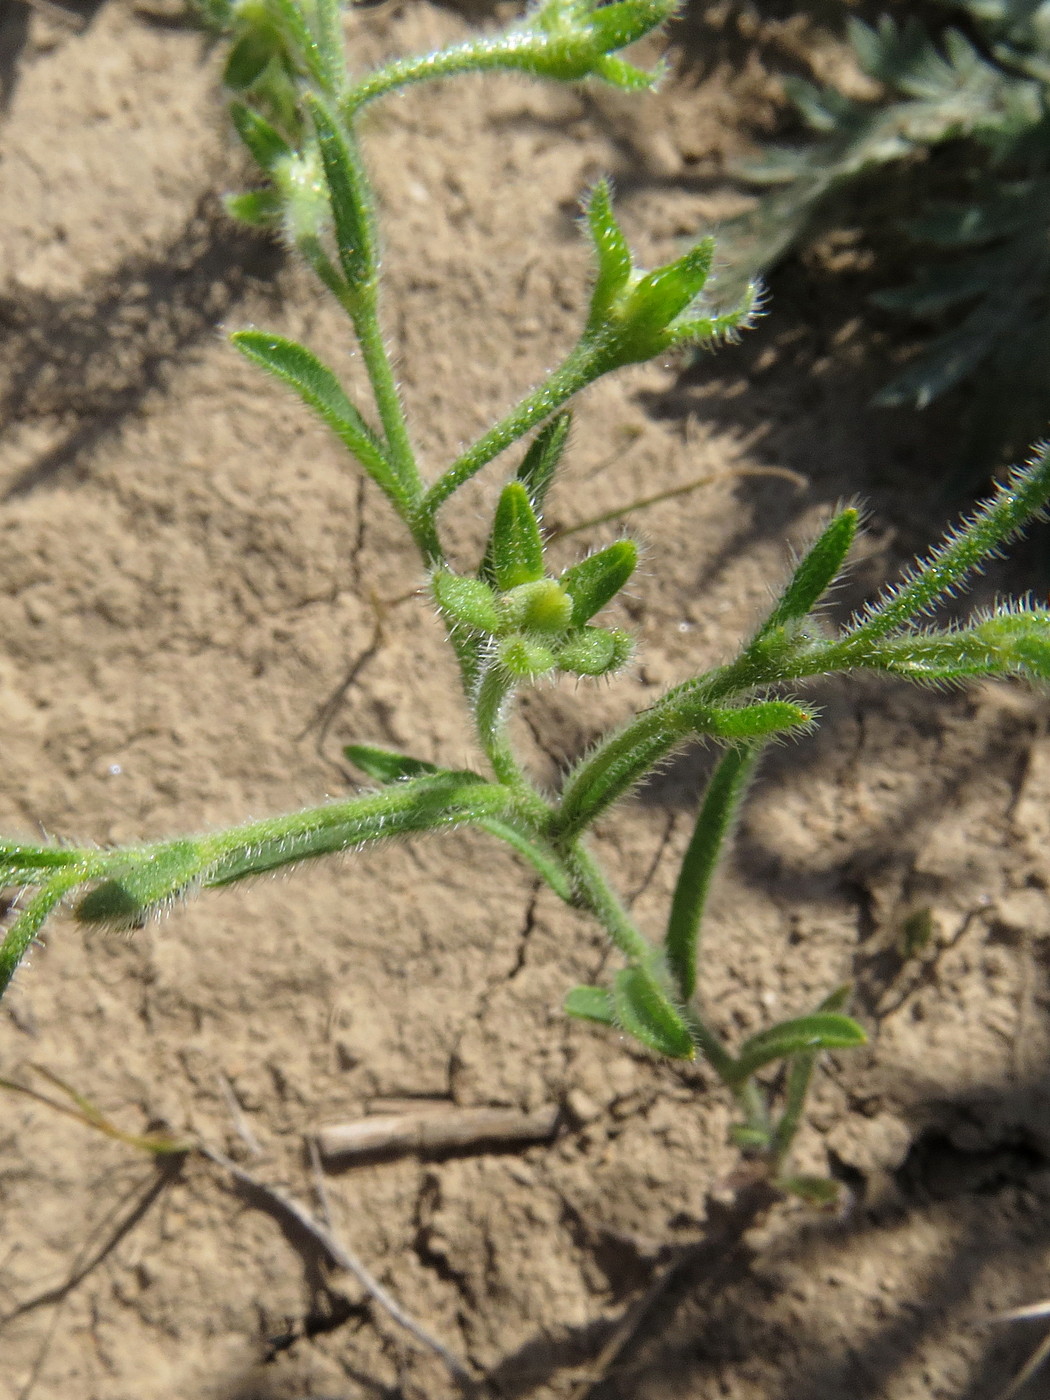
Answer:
562;840;655;966
474;662;523;787
350;295;423;504
423;343;605;517
666;744;759;1001
342;32;597;114
846;445;1050;640
0;869;97;998
473;663;551;823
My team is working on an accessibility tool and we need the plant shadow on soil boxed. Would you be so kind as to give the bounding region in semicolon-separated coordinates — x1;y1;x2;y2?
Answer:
0;192;283;499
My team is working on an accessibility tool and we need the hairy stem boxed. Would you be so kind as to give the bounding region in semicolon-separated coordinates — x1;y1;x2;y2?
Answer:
424;343;605;516
562;840;654;966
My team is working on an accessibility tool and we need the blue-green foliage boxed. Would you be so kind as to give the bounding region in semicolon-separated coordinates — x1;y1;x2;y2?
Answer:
722;2;1050;468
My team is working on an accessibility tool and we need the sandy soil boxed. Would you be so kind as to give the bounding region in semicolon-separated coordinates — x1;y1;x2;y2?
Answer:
3;3;1050;1398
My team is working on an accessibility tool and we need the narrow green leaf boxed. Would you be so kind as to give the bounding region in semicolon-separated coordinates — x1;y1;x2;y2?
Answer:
769;982;856;1163
733;1013;867;1083
565;984;616;1025
432;572;502;633
305;92;375;289
560;539;638;625
231;331;405;505
730;1124;771;1151
490;482;545;590
0;872;87;1000
624;238;715;341
478;415;571;584
343;744;439;783
200;776;507;888
613;966;695;1059
267;0;333;89
585;179;632;325
75;841;208;930
708;702;814;741
476;819;573;901
229;101;292;171
591;54;659;90
585;0;676;53
516;411;571;513
224;29;277;90
666;744;758;1001
755;509;858;637
224;189;283;228
817;982;853;1014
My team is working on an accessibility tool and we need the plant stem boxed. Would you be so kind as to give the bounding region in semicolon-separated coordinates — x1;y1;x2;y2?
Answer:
340;287;442;560
342;34;568;113
423;343;604;517
562;840;654;966
0;870;95;997
474;662;523;787
473;662;552;823
683;1007;738;1085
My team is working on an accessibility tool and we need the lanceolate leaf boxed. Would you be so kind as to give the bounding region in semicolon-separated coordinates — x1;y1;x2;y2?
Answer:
564;984;617;1025
490;482;545;590
224;189;283;228
432;572;503;633
585;179;632;326
231;332;405;506
666;744;758;1000
306;92;376;289
343;744;440;783
707;702;814;741
613;966;694;1059
732;1013;867;1083
229;101;292;171
560;539;638;625
755;509;858;638
224;30;277;91
516;411;572;512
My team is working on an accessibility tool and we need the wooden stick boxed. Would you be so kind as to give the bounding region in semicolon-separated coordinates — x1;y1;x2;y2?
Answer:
316;1103;560;1163
200;1142;472;1387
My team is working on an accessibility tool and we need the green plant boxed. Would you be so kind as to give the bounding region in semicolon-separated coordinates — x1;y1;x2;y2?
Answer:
720;1;1050;471
3;0;1050;1194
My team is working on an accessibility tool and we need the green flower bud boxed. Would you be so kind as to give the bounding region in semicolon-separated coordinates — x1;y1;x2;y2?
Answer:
560;538;637;624
499;635;557;677
555;626;633;676
500;579;574;634
432;571;502;633
489;482;545;590
274;145;331;250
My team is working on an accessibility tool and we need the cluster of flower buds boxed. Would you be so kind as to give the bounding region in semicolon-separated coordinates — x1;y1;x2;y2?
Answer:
581;180;757;371
433;482;636;679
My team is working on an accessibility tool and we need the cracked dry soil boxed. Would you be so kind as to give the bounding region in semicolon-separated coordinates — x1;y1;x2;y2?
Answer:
3;3;1050;1398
